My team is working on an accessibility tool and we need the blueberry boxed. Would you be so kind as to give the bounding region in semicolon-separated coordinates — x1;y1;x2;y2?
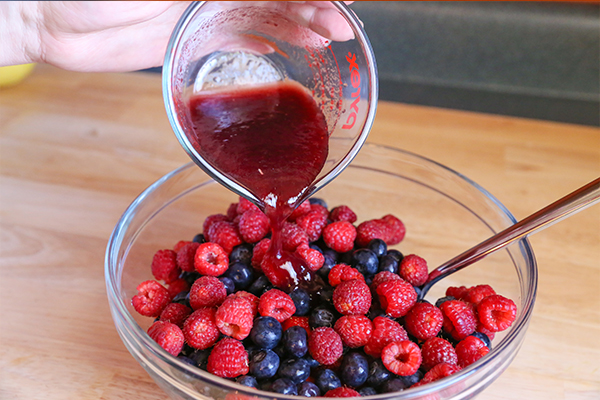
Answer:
298;381;321;397
303;354;321;368
471;331;493;349
225;262;254;290
279;358;311;384
219;277;235;295
387;249;404;263
309;307;335;329
367;359;391;388
249;349;280;379
315;369;341;393
340;352;369;388
180;271;201;286
368;239;387;257
398;370;423;387
378;254;399;274
188;349;210;370
317;287;334;306
271;378;298;395
351;249;379;276
250;316;282;349
318;249;338;279
435;296;456;308
309;244;323;254
229;243;253;265
381;378;410;392
359;387;377;396
192;233;206;244
283;326;308;358
248;275;273;296
309;197;328;209
273;342;287;359
171;290;190;307
413;285;423;299
290;288;311;316
177;355;196;366
237;375;258;388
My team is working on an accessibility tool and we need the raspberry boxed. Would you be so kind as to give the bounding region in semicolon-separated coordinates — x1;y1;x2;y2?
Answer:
370;271;401;295
439;299;478;340
376;279;417;318
258;289;296;322
456;335;490;368
420;337;458;371
282;316;311;336
189;275;227;309
207;338;249;378
332;279;371;315
281;222;309;252
173;240;190;252
182;307;220;350
446;286;469;301
404;302;444;341
329;205;357;223
364;316;409;357
226;202;238;220
132;280;171;317
207;221;242;254
324;387;360;397
381;340;422;376
476;323;496;341
203;213;230;235
147;320;185;356
216;295;255;340
296;210;328;242
166;278;190;300
288;199;312;222
159;302;191;328
251;238;270;271
308;327;343;366
310;203;330;217
328;263;365;287
476;294;517;332
231;290;259;315
334;315;373;348
236;197;260;215
355;219;387;248
463;284;496;305
295;243;325;271
399;254;429;287
421;362;461;384
194;242;229;276
176;241;200;272
323;221;356;253
381;214;406;245
238;209;270;243
151;249;180;283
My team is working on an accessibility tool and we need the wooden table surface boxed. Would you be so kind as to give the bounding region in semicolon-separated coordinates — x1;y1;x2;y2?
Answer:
1;64;598;399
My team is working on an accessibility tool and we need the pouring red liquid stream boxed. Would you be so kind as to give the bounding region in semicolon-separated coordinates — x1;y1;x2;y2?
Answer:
187;81;329;291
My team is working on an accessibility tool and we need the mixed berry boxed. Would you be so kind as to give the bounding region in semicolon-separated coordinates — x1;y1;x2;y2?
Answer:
131;197;517;397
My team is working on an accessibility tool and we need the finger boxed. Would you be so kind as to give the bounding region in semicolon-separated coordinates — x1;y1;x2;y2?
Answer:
284;2;356;42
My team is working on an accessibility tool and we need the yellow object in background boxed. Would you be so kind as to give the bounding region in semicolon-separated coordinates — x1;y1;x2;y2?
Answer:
0;64;36;88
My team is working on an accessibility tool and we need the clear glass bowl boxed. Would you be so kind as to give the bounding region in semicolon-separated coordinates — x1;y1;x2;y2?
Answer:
105;143;537;400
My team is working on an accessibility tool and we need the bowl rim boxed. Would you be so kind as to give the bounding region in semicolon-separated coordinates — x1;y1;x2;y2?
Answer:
105;143;538;399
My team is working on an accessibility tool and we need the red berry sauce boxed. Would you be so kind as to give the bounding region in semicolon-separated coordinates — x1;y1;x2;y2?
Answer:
187;81;329;291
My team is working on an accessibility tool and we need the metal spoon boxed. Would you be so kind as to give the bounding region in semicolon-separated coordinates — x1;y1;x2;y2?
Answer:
418;177;600;300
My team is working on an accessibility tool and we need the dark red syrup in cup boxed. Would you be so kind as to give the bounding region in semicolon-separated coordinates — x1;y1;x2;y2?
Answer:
187;81;329;291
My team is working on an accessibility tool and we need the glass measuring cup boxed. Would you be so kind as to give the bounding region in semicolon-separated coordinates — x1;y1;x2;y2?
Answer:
162;1;378;209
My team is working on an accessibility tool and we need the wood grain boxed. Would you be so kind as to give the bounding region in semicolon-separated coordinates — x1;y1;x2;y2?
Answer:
1;64;598;399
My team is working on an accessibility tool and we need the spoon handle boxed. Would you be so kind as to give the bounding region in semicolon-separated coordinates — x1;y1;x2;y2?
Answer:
421;177;600;296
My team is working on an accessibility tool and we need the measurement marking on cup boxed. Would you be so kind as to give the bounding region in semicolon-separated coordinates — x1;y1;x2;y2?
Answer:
342;52;360;130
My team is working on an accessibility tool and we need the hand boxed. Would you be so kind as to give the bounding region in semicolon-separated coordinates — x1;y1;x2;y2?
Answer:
1;1;358;73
